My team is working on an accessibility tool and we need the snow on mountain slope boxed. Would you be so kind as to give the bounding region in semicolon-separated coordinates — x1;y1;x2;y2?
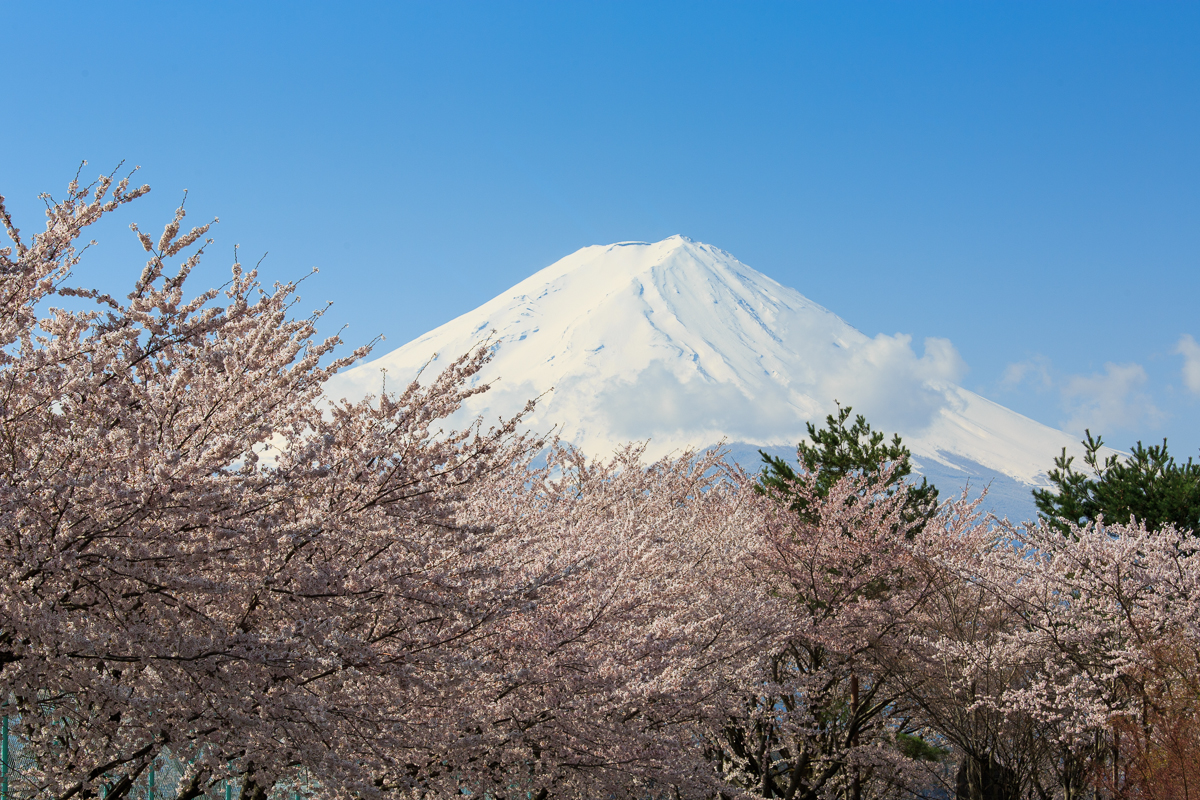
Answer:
326;235;1082;489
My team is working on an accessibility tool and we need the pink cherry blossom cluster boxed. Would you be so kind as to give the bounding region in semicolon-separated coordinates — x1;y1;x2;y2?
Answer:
2;171;1196;800
0;169;551;800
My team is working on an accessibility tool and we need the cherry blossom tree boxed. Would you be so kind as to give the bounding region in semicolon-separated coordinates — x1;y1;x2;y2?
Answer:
9;166;1198;800
471;451;982;800
1105;638;1200;800
899;510;1047;800
994;518;1200;799
0;168;558;800
908;510;1200;800
447;444;774;799
0;167;801;800
696;462;977;800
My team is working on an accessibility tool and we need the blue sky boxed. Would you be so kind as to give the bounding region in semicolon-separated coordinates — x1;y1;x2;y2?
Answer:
4;1;1199;458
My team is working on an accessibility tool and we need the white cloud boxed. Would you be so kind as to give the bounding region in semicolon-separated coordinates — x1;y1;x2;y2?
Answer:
1000;355;1052;391
597;362;806;443
1060;362;1161;434
1176;334;1200;396
819;334;967;433
596;335;969;446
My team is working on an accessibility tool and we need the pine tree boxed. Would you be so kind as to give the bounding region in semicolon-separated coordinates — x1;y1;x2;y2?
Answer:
1033;430;1200;535
758;403;938;526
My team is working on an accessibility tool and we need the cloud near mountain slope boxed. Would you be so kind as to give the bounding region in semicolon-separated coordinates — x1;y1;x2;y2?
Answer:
325;235;1088;488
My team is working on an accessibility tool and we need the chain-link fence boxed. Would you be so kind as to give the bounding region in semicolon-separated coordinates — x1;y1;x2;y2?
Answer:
0;717;314;800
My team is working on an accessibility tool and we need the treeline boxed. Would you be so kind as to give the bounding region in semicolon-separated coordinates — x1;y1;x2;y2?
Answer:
0;173;1197;800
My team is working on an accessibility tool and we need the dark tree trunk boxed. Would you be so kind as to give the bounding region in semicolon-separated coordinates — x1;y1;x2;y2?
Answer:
955;754;1018;800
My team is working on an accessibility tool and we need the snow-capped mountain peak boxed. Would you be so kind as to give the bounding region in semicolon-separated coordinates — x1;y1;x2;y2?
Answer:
326;237;1085;512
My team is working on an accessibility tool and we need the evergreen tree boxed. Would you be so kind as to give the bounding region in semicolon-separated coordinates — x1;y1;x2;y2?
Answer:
758;403;938;525
1034;430;1200;535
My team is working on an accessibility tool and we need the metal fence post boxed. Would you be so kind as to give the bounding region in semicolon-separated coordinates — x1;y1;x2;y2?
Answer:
147;763;155;800
2;714;9;800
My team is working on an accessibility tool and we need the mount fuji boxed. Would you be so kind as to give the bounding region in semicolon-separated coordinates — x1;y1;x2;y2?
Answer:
327;236;1084;520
